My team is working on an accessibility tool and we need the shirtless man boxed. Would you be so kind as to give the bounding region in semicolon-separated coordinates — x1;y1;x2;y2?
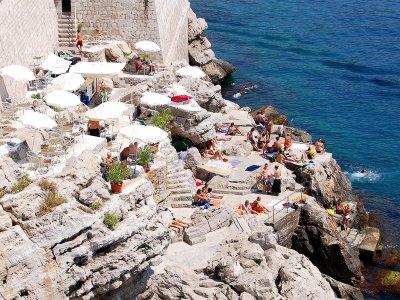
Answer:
251;196;270;215
275;151;285;165
273;136;282;152
228;123;243;136
315;138;325;153
284;133;292;149
193;189;209;206
263;139;274;153
271;165;282;196
76;30;83;52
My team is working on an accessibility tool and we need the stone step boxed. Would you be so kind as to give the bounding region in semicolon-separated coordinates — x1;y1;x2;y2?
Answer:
170;193;193;202
58;33;74;39
58;19;74;25
167;182;193;189
170;202;193;208
167;170;188;180
58;28;75;33
227;182;251;190
184;235;206;246
212;188;251;195
169;187;192;195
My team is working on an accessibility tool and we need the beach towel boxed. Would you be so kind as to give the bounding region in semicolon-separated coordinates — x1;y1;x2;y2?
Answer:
229;159;242;167
245;165;261;172
264;152;278;158
326;209;335;215
210;200;221;206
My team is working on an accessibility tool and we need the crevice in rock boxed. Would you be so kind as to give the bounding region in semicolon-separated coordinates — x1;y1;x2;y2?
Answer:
50;227;92;259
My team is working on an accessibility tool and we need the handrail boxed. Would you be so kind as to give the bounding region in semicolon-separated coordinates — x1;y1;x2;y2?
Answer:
270;190;299;224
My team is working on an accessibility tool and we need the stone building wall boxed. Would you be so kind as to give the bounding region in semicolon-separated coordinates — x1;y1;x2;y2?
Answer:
0;0;58;68
70;0;188;64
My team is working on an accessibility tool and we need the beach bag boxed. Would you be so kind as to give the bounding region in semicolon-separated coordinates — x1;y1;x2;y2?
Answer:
204;203;210;209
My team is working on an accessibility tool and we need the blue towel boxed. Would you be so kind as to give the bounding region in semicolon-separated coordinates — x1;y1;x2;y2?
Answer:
245;165;261;172
264;152;278;158
230;159;242;166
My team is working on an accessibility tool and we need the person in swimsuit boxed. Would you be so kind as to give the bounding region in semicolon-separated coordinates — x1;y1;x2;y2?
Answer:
100;86;108;103
250;196;270;215
237;200;253;215
273;136;282;152
193;189;209;206
263;139;274;153
315;138;325;153
228;123;243;136
284;133;292;149
257;132;267;150
271;165;282;196
265;120;273;136
247;128;261;151
87;120;101;137
76;30;83;52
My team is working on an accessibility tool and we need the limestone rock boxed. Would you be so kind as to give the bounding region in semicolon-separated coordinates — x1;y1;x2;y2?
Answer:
0;205;12;231
292;202;363;283
221;140;253;157
189;37;215;66
185;147;204;171
0;156;19;189
207;175;229;190
78;178;111;206
188;8;208;42
222;99;241;113
202;59;236;84
83;47;107;62
178;76;226;112
105;43;126;63
285;126;312;143
14;128;49;154
323;275;364;300
251;105;288;125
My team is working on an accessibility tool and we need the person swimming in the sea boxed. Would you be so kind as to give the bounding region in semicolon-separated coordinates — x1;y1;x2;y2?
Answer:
359;169;369;175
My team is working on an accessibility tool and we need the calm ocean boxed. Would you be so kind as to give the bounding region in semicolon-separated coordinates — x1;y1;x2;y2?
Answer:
191;0;400;296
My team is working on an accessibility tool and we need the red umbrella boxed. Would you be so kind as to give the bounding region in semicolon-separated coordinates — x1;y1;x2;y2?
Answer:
171;94;193;103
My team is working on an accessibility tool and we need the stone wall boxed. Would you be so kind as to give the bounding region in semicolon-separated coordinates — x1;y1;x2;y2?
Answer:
0;0;58;67
71;0;189;64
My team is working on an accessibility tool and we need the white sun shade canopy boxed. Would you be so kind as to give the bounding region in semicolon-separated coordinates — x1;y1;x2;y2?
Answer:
18;110;57;130
41;53;72;75
176;66;206;79
0;65;35;81
135;41;161;52
119;124;168;144
44;90;81;109
140;92;171;107
70;62;125;78
51;73;85;91
85;101;129;121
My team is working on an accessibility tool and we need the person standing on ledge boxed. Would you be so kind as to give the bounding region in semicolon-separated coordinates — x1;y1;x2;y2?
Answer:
76;29;83;53
101;87;108;103
271;165;282;196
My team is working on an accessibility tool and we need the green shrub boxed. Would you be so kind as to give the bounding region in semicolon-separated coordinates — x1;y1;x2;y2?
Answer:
37;191;67;217
91;201;102;211
31;93;41;100
9;175;32;194
137;145;152;166
38;178;57;192
106;162;131;183
150;109;174;132
103;211;122;229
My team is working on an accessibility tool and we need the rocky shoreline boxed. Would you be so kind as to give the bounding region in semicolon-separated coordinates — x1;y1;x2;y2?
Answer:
0;4;392;300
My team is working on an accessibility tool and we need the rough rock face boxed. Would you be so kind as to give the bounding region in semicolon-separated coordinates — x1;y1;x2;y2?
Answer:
14;127;49;153
292;202;363;284
139;225;351;300
171;108;219;145
285;126;312;143
178;77;226;112
0;152;171;299
185;147;204;172
251;105;288;125
323;275;364;300
0;156;19;189
187;8;235;83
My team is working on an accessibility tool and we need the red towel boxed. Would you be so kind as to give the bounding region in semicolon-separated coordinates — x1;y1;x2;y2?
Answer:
171;95;193;103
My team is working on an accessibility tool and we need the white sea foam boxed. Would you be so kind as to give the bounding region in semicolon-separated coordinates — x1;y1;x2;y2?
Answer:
233;92;242;98
345;170;382;183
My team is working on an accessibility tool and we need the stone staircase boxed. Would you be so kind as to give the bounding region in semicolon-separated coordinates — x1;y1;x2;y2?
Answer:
159;143;195;208
58;14;75;48
212;170;258;195
339;226;381;258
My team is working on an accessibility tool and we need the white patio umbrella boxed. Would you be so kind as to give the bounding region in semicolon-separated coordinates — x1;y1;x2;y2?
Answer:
140;92;171;107
135;41;161;52
85;101;128;121
176;66;206;79
41;53;72;75
69;62;126;78
44;90;81;109
119;124;168;144
52;73;85;91
18;110;57;130
0;65;35;81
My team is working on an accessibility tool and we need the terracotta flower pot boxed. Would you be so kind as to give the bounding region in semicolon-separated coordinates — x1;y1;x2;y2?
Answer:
110;182;123;193
141;165;147;173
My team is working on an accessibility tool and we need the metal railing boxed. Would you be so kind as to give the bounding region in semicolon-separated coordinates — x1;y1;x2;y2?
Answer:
268;190;299;224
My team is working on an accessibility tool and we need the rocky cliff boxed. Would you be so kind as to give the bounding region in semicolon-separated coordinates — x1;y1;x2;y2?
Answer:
0;153;171;299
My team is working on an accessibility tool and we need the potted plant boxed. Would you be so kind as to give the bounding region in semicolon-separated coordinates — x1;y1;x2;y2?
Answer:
137;145;152;172
106;162;131;193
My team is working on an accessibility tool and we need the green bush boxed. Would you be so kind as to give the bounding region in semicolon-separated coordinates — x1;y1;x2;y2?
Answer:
9;175;32;194
150;109;174;132
103;211;122;229
31;93;41;100
91;201;102;211
106;162;131;183
137;145;152;166
37;191;67;217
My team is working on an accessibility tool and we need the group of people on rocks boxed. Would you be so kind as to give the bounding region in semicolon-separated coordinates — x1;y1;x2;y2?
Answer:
193;183;223;208
236;196;270;215
258;163;282;195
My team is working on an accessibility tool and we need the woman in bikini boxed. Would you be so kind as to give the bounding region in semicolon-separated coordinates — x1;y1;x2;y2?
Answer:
247;128;261;152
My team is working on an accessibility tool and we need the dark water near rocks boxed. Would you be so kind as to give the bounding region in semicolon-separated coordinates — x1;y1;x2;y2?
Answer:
191;0;400;298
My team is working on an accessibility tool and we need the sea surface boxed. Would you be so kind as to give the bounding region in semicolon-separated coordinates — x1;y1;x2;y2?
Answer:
191;0;400;298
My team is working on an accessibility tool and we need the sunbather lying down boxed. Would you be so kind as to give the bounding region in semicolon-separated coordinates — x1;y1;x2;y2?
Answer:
170;218;192;234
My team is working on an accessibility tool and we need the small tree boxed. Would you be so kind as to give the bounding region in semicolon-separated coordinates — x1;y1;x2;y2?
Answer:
150;109;174;132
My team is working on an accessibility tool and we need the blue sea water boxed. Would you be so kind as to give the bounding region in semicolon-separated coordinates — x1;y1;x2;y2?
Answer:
191;0;400;294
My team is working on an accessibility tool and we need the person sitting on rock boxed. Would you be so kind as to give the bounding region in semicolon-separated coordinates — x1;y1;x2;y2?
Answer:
206;187;224;199
236;200;253;215
193;189;209;207
265;120;273;136
228;123;243;136
263;139;274;153
247;128;262;152
304;144;316;160
135;57;150;74
315;138;325;153
259;164;270;193
254;111;266;126
273;136;282;152
204;139;223;160
335;200;345;215
251;196;270;215
284;133;292;149
257;132;267;150
275;151;285;165
120;142;138;162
